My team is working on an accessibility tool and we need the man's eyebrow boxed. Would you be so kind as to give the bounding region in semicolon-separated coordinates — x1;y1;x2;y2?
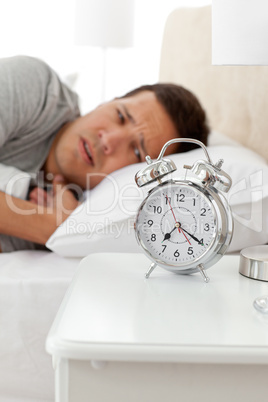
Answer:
121;104;136;124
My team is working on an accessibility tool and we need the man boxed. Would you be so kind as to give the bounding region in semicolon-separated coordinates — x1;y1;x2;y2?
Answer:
0;56;209;252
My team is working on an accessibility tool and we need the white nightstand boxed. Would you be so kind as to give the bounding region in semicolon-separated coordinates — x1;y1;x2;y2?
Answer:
46;253;268;402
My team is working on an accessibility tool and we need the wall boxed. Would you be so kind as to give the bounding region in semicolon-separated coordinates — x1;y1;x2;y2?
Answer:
0;0;211;114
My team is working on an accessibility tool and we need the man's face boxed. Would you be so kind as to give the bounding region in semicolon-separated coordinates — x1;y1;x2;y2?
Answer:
50;91;178;189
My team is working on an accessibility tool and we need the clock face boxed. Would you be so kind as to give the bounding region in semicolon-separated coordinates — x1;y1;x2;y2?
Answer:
135;181;217;267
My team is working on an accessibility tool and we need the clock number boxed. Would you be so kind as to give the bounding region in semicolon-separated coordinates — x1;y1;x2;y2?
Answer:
162;245;167;253
176;193;185;202
147;219;153;227
204;223;210;232
151;234;156;242
200;208;206;216
193;198;196;206
187;246;193;255
174;249;180;258
198;238;204;245
165;196;171;205
153;206;162;214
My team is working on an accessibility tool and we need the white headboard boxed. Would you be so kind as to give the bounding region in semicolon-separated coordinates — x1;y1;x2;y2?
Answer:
159;6;268;161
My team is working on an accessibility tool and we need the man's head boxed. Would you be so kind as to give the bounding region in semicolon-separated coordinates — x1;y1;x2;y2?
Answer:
45;83;209;189
121;83;209;153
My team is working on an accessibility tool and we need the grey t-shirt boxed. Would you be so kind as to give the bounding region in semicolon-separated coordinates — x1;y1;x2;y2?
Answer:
0;56;80;252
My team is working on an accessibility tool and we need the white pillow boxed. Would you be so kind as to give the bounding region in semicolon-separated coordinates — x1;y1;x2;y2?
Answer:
46;141;268;257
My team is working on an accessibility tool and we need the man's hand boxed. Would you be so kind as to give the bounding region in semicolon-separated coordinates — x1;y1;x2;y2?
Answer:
28;175;81;225
28;186;52;207
50;175;81;224
0;175;82;246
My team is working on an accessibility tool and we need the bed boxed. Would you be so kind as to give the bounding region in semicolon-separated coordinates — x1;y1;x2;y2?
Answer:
0;251;80;402
1;5;268;402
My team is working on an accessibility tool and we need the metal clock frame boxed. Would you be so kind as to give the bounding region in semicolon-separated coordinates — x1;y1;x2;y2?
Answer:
134;138;233;282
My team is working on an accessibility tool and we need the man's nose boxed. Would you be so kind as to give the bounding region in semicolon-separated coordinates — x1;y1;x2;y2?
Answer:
98;130;124;155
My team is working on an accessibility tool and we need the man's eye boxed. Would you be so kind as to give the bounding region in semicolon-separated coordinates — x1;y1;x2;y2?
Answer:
134;147;141;161
117;109;125;124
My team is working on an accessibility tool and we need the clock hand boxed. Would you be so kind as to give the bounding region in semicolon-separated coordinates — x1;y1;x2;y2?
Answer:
163;195;191;245
165;195;181;233
162;221;191;245
180;227;204;245
162;225;178;242
179;226;191;245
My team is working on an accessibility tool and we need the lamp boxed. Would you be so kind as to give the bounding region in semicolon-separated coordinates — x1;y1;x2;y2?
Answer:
212;0;268;65
75;0;135;100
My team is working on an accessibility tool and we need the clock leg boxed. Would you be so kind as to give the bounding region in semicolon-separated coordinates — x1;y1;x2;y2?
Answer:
197;264;210;283
145;262;157;279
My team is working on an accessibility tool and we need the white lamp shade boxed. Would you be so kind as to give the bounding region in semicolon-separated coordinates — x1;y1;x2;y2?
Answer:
212;0;268;65
75;0;135;48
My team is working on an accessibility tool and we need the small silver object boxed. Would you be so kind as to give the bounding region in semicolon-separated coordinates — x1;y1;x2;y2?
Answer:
253;296;268;314
239;245;268;281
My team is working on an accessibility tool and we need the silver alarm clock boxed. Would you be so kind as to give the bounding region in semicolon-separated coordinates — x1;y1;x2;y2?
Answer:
134;138;233;282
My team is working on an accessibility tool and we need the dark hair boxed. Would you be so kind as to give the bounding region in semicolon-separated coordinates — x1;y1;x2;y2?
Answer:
121;83;210;153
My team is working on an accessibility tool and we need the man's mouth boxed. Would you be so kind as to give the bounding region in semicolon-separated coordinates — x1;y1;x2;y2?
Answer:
79;138;94;166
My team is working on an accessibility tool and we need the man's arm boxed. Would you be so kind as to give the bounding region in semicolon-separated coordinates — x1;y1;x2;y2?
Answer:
0;178;79;245
0;191;55;244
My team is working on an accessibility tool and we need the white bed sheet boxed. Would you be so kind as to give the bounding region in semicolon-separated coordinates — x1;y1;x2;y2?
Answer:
0;250;81;402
